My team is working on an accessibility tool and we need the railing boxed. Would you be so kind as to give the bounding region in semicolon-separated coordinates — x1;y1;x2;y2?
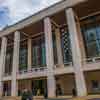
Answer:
82;56;100;64
18;67;47;75
4;72;12;77
55;62;73;68
4;62;74;77
64;62;73;66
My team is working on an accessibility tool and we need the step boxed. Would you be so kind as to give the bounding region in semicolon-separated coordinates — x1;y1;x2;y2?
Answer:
46;98;70;100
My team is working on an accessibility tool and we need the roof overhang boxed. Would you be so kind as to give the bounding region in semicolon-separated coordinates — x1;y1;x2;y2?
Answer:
0;0;86;37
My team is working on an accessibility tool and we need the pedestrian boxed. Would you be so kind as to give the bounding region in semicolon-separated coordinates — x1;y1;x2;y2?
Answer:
21;89;28;100
32;88;35;96
21;89;33;100
27;90;33;100
44;88;48;99
36;88;41;96
72;88;77;97
56;84;63;96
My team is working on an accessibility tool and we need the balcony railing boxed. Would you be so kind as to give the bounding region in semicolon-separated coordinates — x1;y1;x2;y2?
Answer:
55;62;73;68
17;67;47;75
82;57;100;64
3;61;74;77
64;62;73;66
4;72;12;77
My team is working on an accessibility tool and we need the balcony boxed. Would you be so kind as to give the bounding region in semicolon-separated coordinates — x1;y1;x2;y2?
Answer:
3;61;74;81
3;72;12;81
17;63;74;79
54;62;74;75
82;57;100;71
18;67;47;75
16;67;48;79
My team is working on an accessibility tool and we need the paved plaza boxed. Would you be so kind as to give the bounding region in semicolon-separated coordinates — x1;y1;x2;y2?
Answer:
88;99;100;100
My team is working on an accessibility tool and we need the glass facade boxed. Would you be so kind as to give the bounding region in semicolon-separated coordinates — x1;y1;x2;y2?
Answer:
52;32;58;64
31;79;47;96
52;28;72;65
3;81;11;96
82;16;100;58
19;41;27;70
41;43;46;66
5;46;13;75
32;35;46;67
60;27;72;64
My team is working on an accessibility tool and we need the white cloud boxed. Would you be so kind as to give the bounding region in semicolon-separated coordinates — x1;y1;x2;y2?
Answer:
0;0;61;25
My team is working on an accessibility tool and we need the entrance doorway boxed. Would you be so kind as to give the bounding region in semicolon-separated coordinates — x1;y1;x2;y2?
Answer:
84;71;100;94
18;78;47;96
56;74;76;96
31;79;47;96
3;81;11;96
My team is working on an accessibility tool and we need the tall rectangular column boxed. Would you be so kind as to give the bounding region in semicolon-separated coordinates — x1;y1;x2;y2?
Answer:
11;31;20;96
66;8;87;96
0;37;7;96
28;38;32;70
76;17;86;61
55;28;63;65
44;17;56;98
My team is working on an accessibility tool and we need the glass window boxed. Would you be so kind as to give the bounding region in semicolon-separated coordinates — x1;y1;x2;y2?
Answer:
32;36;46;67
32;46;40;67
52;32;58;64
19;47;27;70
5;47;13;74
91;80;99;91
82;22;100;58
32;79;47;96
41;43;46;66
60;28;72;64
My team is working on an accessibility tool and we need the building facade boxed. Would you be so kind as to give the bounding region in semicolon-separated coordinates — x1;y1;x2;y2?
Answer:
0;0;100;97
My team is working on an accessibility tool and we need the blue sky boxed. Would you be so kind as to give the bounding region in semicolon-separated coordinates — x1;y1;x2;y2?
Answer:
0;7;10;29
0;0;61;29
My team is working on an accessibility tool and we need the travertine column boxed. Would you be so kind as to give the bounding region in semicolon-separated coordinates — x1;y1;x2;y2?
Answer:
44;17;56;97
76;17;86;61
66;8;87;96
55;28;63;65
11;31;20;96
0;37;7;96
28;38;32;70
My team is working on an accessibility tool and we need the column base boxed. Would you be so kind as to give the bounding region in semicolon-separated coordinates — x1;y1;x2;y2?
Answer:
75;72;87;97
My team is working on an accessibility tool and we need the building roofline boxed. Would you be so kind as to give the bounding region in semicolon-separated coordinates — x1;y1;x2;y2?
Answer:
0;0;86;37
3;0;64;30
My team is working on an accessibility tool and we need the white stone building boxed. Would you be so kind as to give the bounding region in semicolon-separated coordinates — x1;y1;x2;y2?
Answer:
0;0;100;98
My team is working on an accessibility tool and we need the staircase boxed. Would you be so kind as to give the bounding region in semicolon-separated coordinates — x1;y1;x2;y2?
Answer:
0;97;70;100
1;95;100;100
47;98;70;100
0;96;20;100
0;96;44;100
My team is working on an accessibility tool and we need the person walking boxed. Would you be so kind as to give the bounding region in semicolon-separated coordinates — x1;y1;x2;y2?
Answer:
44;88;48;99
21;89;33;100
72;88;77;97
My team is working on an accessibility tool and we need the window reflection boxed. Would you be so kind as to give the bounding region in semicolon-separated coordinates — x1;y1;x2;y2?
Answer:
60;27;72;64
19;41;27;70
52;32;58;64
82;16;100;58
32;35;46;67
5;46;13;75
